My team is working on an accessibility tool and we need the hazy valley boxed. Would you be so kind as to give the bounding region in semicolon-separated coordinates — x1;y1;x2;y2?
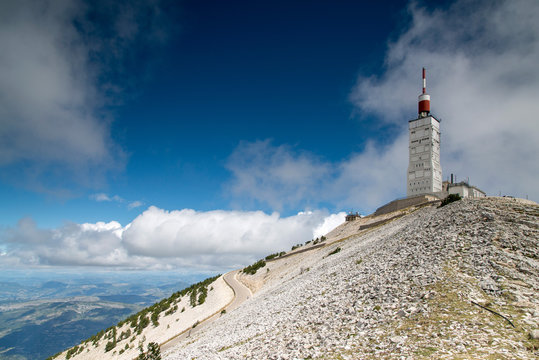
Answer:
0;272;196;360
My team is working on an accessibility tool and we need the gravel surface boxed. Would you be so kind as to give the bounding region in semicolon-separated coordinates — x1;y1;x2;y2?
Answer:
164;197;539;359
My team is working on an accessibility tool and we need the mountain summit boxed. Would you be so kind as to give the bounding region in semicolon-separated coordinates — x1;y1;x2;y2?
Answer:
56;197;538;359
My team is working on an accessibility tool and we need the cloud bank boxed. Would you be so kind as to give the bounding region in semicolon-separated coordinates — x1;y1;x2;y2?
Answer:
0;207;345;271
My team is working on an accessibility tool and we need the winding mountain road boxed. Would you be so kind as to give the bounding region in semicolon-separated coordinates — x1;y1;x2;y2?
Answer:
160;270;251;353
222;270;252;312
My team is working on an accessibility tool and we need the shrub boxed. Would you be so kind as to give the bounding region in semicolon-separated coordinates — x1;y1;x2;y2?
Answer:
265;251;287;260
119;329;131;341
327;247;341;256
151;311;159;327
439;193;461;207
190;289;198;307
146;342;162;360
198;286;208;305
105;341;115;352
138;341;161;360
65;346;79;359
136;316;150;334
242;259;266;275
165;304;178;316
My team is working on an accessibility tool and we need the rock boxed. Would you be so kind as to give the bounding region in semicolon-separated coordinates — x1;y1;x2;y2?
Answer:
390;336;407;344
396;310;406;318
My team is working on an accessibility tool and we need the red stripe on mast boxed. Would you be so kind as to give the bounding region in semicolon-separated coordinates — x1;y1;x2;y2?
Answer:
418;67;430;115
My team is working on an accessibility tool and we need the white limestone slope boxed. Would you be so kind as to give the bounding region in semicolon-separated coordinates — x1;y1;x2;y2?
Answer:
53;275;233;360
164;197;539;359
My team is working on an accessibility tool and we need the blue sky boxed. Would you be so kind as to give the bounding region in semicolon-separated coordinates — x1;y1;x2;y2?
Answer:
1;0;408;227
1;0;538;272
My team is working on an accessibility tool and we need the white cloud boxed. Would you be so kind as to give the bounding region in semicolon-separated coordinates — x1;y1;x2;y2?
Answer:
351;0;539;201
312;212;347;239
128;200;144;210
2;218;129;267
225;138;407;214
0;0;167;192
90;193;143;210
0;0;118;190
92;193;114;202
225;140;331;211
0;207;344;271
330;137;409;210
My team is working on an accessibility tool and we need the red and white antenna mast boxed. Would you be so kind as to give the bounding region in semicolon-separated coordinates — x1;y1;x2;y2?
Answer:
418;67;430;117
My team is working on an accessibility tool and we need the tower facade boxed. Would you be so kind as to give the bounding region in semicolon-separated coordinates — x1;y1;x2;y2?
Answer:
407;68;442;197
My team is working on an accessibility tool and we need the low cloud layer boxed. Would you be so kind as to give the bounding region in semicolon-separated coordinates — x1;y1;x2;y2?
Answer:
0;207;345;271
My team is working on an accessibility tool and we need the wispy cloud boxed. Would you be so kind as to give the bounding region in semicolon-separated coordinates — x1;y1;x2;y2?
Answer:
0;207;344;271
128;200;144;210
90;193;143;210
91;193;123;202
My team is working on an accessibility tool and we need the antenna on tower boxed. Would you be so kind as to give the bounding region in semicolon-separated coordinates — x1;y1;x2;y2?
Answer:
422;67;426;94
418;67;430;117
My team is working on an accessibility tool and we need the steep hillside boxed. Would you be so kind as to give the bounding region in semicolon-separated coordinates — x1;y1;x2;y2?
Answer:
163;197;538;359
49;275;233;360
0;272;191;360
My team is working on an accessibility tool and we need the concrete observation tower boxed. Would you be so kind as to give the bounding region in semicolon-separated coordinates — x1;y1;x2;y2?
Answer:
406;68;442;197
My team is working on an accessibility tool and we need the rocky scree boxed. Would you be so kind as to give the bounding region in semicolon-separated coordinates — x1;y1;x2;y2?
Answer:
164;198;538;359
